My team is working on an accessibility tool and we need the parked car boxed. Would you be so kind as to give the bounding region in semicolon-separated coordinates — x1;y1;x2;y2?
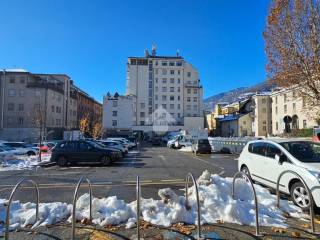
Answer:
238;139;320;210
98;140;128;156
192;139;212;154
0;146;18;162
151;136;162;146
167;135;192;149
1;142;38;156
108;138;136;149
50;140;121;167
0;144;25;156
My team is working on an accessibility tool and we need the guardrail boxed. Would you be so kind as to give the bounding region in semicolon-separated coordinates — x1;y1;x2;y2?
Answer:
208;137;259;154
5;179;40;240
185;173;202;239
72;176;92;240
232;171;261;236
276;170;317;234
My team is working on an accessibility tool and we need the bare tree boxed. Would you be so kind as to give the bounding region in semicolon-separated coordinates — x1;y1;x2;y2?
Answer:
264;0;320;116
33;101;46;162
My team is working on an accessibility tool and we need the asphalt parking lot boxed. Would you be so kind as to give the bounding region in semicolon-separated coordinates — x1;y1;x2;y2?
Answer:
0;143;238;203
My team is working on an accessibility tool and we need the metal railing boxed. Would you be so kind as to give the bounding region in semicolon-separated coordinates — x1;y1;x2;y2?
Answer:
136;176;141;240
185;173;202;239
232;171;261;236
71;176;92;240
276;170;316;234
5;179;40;240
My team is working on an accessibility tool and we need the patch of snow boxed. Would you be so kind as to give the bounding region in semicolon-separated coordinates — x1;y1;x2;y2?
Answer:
0;171;307;233
4;68;28;73
178;146;192;152
0;153;51;171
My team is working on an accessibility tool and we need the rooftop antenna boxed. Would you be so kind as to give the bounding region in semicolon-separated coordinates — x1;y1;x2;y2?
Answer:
152;44;157;56
176;49;180;57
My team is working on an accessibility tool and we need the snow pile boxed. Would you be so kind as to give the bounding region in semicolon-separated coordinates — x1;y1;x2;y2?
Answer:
0;171;306;233
178;146;192;152
0;153;51;171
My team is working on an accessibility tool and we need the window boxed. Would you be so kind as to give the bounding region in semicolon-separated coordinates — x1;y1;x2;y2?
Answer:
187;89;191;94
262;120;266;124
187;72;191;77
248;142;267;156
170;95;174;101
19;90;25;97
8;89;16;97
176;61;182;66
187;105;191;110
18;104;24;111
162;104;166;109
187;97;191;102
193;97;197;102
51;105;55;112
155;69;158;75
262;108;266;113
20;76;25;83
177;78;181;84
293;103;296;111
9;77;15;83
113;101;118;107
266;144;282;159
18;117;24;126
7;103;14;111
162;69;167;75
56;119;61;126
155;104;158;109
155;86;158;92
276;122;279;131
170;70;174;75
193;105;197;110
140;103;145;109
170;104;174;109
177;87;180;92
162;78;167;83
140;121;145;125
303;120;307;128
193;89;197;94
162;87;167;92
170;78;174;84
178;96;180;100
140;112;145;117
178;113;181;118
155;78;158;83
275;106;278;114
112;120;117;126
169;62;175;66
162;61;168;66
263;126;267;131
275;96;278;104
112;111;117;116
155;61;158;66
155;95;158;101
162;95;167;101
56;106;59;113
284;105;287;114
170;87;174;92
177;104;180;109
284;94;287;102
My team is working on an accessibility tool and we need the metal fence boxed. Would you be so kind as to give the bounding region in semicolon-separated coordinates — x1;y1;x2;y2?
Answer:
208;137;260;154
2;170;319;239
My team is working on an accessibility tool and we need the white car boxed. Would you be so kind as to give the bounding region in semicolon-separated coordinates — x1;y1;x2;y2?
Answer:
238;139;320;210
0;146;18;162
2;142;38;156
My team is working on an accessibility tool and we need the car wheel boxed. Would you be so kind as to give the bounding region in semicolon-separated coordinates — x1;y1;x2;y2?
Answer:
290;182;311;210
241;166;252;180
57;156;68;167
27;151;36;156
101;155;111;166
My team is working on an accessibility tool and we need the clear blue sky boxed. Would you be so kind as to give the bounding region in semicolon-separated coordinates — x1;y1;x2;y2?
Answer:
0;0;270;102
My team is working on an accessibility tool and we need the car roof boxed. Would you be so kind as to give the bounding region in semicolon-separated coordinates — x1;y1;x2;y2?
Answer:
248;138;312;144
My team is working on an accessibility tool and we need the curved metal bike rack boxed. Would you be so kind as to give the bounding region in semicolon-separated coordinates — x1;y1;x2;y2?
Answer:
72;176;93;240
136;176;141;240
232;171;261;236
276;170;317;234
185;172;202;239
5;179;40;240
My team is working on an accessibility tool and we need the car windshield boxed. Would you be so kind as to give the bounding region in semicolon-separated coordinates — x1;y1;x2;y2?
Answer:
280;141;320;163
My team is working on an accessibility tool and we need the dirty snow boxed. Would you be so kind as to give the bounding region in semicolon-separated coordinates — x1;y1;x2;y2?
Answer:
0;170;306;233
0;154;51;171
178;146;192;152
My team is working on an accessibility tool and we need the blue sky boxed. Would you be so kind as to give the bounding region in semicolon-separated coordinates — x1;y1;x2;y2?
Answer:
0;0;270;102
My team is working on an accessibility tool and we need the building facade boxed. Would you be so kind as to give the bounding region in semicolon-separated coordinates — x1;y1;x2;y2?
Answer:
125;47;204;131
252;94;272;137
102;93;135;135
0;69;100;141
271;88;317;135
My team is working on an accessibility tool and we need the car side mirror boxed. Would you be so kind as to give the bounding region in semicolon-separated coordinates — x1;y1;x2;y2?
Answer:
275;154;286;165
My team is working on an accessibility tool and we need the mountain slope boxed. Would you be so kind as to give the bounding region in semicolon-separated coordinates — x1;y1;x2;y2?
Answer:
204;81;274;111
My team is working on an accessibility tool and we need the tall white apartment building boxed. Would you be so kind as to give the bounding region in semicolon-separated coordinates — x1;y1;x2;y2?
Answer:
126;47;204;130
